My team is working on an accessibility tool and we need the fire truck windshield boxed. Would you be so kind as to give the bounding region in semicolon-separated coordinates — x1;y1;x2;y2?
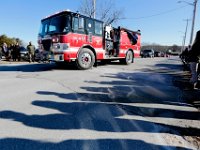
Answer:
39;15;70;36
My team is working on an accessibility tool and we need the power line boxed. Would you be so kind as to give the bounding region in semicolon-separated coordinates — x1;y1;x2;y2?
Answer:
121;5;189;20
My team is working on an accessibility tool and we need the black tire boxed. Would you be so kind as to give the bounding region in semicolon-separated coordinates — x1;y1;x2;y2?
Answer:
120;50;133;65
76;48;95;70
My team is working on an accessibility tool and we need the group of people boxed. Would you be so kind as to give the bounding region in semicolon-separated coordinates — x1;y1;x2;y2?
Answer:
180;30;200;89
0;41;36;63
0;42;21;61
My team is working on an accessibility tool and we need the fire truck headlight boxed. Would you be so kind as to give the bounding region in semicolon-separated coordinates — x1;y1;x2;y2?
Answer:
52;37;59;43
56;44;61;49
53;44;61;50
63;43;70;50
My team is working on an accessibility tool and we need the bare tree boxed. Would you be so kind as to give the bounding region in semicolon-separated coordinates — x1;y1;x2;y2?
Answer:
141;43;181;53
79;0;123;25
79;0;95;18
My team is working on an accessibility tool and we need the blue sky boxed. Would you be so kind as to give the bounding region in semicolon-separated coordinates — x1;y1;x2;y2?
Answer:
0;0;199;46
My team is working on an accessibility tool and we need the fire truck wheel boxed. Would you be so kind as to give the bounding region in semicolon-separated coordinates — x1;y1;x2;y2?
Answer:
76;48;95;70
120;50;133;65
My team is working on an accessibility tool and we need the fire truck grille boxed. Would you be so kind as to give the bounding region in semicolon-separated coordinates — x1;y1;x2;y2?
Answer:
42;39;52;51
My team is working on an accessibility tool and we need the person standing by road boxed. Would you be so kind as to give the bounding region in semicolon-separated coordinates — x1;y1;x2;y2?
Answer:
27;41;35;63
111;28;120;57
2;43;9;60
0;45;2;61
14;42;20;61
180;46;189;65
12;43;17;61
9;44;14;61
187;30;200;89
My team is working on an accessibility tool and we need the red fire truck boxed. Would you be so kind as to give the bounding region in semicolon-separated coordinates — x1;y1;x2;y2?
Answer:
38;10;141;69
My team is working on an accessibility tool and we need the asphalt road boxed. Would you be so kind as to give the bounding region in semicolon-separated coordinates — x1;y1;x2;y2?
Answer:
0;57;199;150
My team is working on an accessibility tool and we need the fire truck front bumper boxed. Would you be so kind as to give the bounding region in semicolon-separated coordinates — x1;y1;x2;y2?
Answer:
49;49;77;62
50;42;79;62
49;53;65;62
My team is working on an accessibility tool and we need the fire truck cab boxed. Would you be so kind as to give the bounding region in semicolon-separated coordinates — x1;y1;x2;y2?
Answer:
38;10;141;70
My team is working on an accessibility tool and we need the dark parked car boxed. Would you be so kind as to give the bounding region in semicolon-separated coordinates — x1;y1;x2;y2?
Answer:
34;49;49;62
154;51;165;57
140;49;154;58
19;47;29;61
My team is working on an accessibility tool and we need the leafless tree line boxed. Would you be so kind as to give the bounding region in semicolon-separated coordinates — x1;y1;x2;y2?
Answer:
141;43;181;53
79;0;123;25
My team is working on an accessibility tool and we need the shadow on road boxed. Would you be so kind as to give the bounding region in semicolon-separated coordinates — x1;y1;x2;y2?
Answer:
0;138;191;150
2;96;200;134
0;60;125;72
0;62;80;72
0;63;54;72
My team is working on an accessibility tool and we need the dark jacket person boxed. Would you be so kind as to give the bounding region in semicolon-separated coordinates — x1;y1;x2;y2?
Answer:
27;41;35;62
187;30;200;89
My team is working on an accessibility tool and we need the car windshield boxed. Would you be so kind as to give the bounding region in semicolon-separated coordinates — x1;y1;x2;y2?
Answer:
20;47;27;51
39;15;70;36
144;50;153;53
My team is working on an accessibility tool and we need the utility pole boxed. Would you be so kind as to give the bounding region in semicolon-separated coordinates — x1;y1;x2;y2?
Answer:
178;0;198;45
93;0;96;18
182;19;189;52
189;0;198;45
